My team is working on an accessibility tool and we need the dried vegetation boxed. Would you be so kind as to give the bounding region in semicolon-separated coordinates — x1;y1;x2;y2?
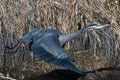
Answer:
0;0;120;80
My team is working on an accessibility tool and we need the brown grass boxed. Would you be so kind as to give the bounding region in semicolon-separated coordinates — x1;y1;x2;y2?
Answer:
0;0;120;80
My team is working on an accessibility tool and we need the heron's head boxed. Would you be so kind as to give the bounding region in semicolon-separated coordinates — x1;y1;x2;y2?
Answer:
84;23;109;31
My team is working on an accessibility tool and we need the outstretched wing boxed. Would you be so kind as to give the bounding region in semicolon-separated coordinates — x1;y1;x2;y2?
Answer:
31;33;83;74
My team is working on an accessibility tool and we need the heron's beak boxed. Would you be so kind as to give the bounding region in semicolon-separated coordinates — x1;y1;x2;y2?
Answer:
85;24;110;31
96;24;110;29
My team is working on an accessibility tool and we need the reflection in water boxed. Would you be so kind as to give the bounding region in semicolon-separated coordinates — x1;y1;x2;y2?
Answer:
1;67;120;80
27;69;82;80
24;67;120;80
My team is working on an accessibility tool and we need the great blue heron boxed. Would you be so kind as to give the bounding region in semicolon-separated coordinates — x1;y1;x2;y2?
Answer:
5;23;109;76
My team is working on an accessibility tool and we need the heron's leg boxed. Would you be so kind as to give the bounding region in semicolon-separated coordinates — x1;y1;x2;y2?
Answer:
5;39;23;53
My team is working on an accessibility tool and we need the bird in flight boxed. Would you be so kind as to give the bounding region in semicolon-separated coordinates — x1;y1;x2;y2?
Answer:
5;23;109;76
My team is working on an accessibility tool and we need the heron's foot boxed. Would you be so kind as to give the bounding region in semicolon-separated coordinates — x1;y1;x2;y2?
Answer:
5;45;17;53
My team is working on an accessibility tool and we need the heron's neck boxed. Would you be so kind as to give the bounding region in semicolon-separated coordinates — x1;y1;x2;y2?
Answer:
59;29;83;42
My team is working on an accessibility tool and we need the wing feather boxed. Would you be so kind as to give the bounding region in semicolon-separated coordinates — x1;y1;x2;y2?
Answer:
31;33;69;62
31;33;83;74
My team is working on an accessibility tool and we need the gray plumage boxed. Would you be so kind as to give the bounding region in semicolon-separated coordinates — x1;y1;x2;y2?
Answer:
22;29;85;75
5;23;109;76
21;24;109;75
